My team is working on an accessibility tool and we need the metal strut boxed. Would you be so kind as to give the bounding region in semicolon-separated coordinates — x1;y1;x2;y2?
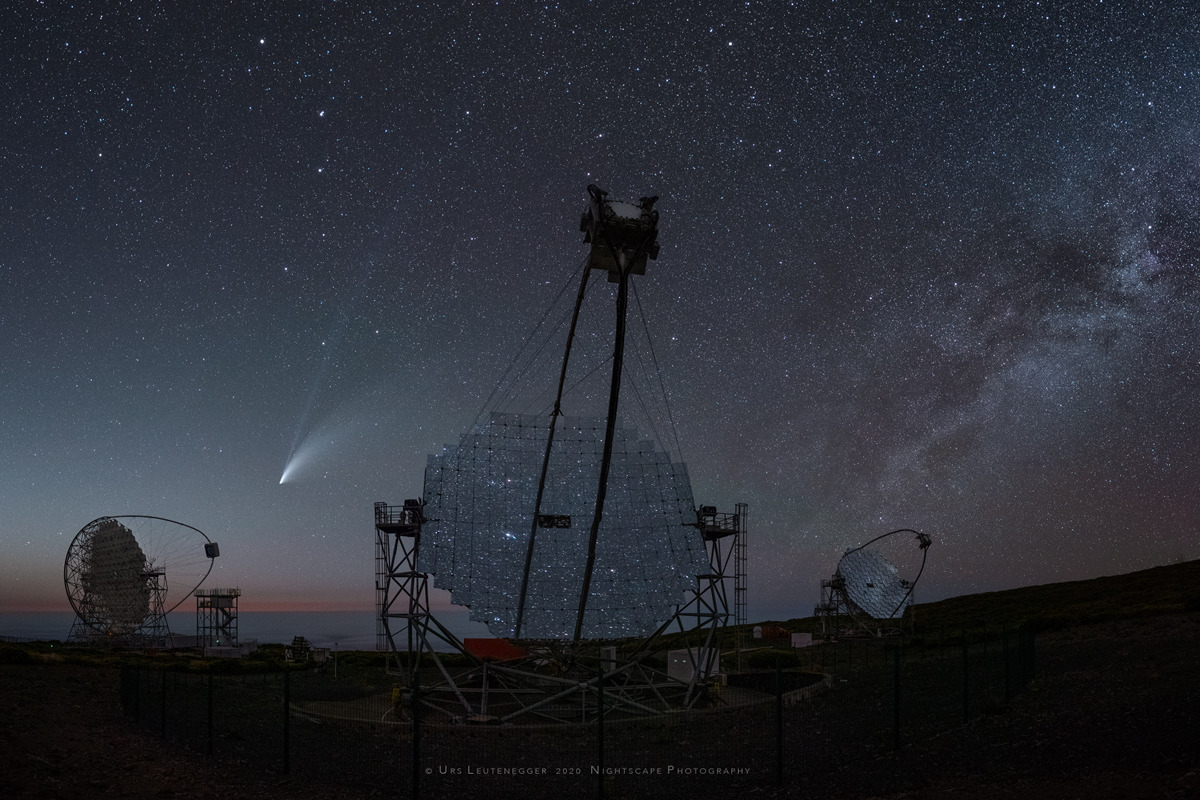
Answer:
514;265;593;639
573;253;632;644
572;185;660;645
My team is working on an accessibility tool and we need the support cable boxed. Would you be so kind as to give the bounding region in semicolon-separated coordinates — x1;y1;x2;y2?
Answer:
631;279;686;463
472;256;587;429
494;304;575;415
535;355;613;417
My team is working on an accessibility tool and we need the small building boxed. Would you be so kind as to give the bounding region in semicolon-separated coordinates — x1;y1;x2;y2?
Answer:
205;640;258;659
667;648;719;683
791;632;813;648
599;645;617;671
164;634;200;649
285;636;312;662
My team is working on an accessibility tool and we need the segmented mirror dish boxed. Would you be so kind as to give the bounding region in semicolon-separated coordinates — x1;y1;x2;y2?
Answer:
836;548;911;620
64;516;216;637
419;412;707;639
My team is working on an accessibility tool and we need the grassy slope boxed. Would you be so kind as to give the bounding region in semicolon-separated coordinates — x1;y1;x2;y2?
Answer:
903;558;1200;632
696;559;1200;653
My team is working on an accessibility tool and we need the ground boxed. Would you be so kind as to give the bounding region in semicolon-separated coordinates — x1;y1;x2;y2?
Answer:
1;614;1197;799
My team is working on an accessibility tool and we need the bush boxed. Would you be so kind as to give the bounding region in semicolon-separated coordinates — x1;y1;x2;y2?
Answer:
0;645;36;664
745;648;800;670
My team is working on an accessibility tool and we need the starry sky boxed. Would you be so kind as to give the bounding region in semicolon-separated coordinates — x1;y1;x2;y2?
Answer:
3;1;1199;622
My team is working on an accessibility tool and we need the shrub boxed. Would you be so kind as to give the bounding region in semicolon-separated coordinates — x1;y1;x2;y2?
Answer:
0;645;35;664
745;648;801;670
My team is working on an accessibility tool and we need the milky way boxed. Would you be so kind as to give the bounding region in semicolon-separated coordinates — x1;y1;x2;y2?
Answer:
3;1;1199;617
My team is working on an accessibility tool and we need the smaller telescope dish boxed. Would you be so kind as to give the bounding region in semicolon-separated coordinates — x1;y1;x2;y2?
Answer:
64;516;218;640
830;529;931;631
839;548;909;619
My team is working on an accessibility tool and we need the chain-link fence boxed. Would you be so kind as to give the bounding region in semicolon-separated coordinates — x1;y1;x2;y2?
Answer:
119;627;1035;798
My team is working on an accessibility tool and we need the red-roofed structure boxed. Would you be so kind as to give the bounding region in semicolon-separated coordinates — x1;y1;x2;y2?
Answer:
463;638;529;661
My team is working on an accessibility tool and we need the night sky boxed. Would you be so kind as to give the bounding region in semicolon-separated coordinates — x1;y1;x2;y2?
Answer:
4;1;1199;622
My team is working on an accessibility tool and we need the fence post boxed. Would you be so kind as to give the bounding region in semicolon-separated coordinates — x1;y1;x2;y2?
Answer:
891;645;901;750
961;637;970;724
283;669;291;776
597;665;605;800
1002;627;1010;702
412;673;421;800
207;672;214;756
774;659;784;786
1016;628;1025;686
1018;628;1036;686
160;668;167;740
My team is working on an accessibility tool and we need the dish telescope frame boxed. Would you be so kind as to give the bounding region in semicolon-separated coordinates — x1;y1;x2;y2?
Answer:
374;186;747;723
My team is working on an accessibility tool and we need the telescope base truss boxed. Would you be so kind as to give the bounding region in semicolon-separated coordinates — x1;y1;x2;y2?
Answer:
196;588;241;647
68;570;170;648
375;500;746;724
815;575;914;638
